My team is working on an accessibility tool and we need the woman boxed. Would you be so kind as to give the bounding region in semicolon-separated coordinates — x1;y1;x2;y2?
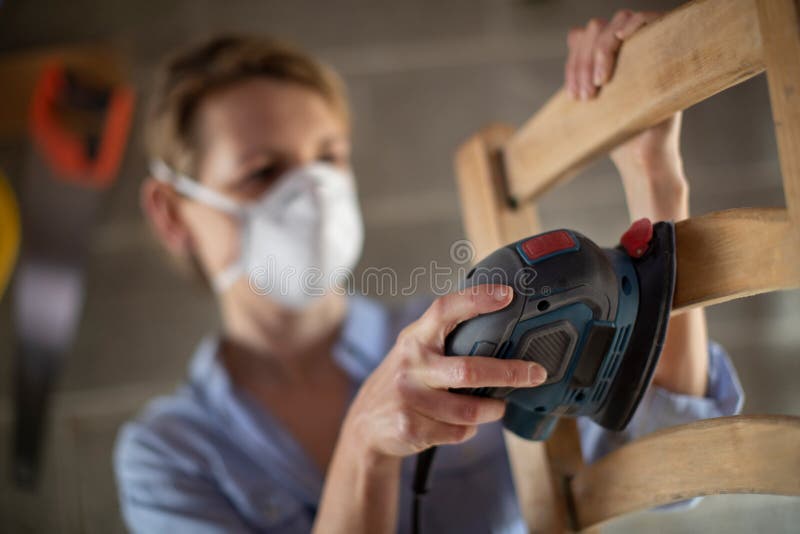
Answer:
114;9;744;533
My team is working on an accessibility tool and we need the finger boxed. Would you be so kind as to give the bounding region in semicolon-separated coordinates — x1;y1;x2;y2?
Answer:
592;10;633;86
565;26;583;99
399;383;506;426
575;17;605;100
615;11;661;41
422;355;548;390
397;410;478;450
414;284;514;349
669;110;683;136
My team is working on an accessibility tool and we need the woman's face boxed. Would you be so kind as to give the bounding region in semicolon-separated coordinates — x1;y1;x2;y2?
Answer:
145;78;351;294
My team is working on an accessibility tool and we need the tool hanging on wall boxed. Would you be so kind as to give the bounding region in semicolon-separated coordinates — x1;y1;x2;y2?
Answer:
10;61;133;487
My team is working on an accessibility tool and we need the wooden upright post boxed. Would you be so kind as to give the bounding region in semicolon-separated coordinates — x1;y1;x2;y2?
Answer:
757;0;800;222
455;124;590;533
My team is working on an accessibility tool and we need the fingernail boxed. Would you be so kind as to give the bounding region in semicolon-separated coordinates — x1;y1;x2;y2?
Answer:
579;86;589;100
494;286;511;301
528;363;547;384
593;65;605;86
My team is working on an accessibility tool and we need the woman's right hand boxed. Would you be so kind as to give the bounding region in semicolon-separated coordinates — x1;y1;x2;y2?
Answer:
342;284;548;459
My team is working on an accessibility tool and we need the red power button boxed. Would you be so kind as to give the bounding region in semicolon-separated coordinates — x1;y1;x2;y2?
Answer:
519;230;578;263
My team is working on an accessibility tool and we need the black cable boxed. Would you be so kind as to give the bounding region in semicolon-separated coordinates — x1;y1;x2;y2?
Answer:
411;446;437;534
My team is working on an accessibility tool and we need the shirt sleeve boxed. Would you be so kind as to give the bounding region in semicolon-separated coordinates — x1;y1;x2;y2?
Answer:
114;421;255;534
577;340;745;510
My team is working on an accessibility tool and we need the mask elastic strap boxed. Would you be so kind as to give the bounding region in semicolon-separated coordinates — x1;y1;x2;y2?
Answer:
150;160;245;293
149;160;241;215
212;264;244;293
211;215;252;293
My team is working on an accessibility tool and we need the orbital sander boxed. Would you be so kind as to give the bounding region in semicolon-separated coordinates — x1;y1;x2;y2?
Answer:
445;217;676;439
412;219;676;533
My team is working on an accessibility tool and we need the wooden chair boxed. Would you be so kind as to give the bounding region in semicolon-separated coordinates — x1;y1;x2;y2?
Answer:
452;0;800;531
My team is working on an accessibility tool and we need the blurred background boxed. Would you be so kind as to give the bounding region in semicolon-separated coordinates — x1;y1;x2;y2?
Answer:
0;0;798;532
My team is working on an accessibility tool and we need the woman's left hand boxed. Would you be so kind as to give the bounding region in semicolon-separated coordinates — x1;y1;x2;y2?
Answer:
565;9;708;399
565;9;688;222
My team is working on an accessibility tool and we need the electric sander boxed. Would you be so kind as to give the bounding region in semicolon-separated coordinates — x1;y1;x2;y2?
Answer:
445;218;676;439
412;219;676;534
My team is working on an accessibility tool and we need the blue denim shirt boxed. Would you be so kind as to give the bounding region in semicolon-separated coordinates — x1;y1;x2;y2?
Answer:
114;295;744;533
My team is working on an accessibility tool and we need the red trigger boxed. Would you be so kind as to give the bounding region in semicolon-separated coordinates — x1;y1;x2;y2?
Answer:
620;218;653;258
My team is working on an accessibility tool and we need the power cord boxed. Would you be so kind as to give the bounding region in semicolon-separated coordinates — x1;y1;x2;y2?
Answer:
411;446;437;534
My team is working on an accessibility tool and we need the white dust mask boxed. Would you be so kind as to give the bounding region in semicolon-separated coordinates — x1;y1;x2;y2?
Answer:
150;160;364;308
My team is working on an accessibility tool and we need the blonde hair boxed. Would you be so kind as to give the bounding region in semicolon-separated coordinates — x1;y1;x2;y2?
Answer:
144;34;350;177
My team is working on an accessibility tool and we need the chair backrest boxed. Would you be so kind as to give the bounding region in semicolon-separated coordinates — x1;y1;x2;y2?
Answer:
453;0;800;530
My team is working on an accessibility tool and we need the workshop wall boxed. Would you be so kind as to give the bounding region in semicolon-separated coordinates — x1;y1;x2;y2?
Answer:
0;0;797;532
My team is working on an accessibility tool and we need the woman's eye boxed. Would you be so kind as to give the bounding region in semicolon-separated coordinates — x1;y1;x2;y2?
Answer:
318;153;340;164
247;165;280;182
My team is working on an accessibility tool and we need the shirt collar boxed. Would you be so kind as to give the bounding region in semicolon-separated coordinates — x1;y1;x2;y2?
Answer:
332;295;392;382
